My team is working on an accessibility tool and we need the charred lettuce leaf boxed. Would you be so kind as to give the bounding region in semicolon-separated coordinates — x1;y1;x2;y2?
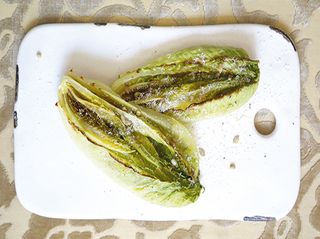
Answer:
112;46;259;122
58;72;202;207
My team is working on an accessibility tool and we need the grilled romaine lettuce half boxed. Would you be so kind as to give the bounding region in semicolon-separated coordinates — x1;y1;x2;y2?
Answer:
112;46;260;122
58;72;202;207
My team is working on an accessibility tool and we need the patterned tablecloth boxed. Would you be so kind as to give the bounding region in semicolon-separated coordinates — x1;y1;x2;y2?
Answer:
0;1;319;238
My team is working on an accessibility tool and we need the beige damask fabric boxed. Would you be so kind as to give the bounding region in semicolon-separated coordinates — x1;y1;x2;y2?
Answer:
0;0;319;238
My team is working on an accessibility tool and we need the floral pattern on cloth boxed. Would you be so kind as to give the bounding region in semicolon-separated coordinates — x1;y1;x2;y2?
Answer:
0;0;320;238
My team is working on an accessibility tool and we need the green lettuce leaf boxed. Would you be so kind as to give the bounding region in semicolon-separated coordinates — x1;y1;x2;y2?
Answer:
112;46;259;122
58;72;202;207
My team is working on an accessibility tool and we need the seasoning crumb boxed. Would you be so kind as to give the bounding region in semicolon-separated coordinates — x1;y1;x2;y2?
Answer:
199;147;205;156
136;110;141;116
55;102;58;107
233;135;239;144
36;51;42;58
171;159;177;166
229;162;236;169
264;155;267;158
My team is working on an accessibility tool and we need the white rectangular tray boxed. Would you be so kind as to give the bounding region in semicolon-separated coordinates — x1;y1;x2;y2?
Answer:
15;23;300;220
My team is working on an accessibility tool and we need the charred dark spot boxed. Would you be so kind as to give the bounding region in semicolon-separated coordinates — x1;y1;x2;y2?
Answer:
121;57;259;103
213;86;242;100
118;23;151;30
67;94;118;135
122;71;232;101
155;56;253;69
171;82;254;113
15;64;19;102
108;152;162;180
243;215;275;221
13;111;18;128
139;25;151;30
68;120;104;148
269;26;296;51
94;22;107;26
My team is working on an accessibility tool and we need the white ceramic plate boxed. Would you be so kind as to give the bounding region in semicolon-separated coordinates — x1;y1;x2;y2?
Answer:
15;23;300;220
